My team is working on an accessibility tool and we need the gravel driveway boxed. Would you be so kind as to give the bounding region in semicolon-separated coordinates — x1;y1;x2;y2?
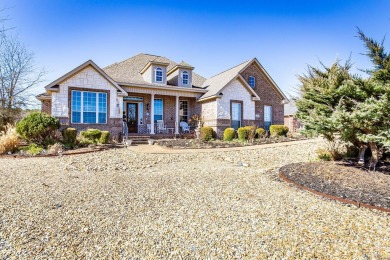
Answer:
0;140;389;259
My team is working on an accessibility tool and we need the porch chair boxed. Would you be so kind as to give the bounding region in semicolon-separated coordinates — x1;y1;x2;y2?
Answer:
157;120;167;134
180;121;190;133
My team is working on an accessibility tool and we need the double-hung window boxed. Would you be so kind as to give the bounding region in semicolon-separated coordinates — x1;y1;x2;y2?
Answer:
182;71;189;85
71;90;107;124
249;76;255;88
155;67;163;82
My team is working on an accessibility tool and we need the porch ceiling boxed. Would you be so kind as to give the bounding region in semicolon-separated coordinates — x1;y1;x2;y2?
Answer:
121;85;206;98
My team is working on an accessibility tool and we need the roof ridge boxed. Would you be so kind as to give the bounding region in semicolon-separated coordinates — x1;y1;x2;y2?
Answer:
104;53;161;70
207;59;251;79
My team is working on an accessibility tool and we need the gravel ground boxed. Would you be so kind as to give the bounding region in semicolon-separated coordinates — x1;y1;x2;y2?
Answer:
0;140;389;259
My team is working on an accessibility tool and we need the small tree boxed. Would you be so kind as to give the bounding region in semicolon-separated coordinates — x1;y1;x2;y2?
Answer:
296;29;390;168
0;16;45;130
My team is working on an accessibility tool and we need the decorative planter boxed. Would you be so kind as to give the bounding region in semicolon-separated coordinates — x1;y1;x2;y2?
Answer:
148;139;155;145
125;140;132;146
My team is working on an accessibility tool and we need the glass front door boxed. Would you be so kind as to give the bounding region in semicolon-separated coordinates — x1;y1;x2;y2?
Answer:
231;102;242;130
127;103;138;133
264;105;272;130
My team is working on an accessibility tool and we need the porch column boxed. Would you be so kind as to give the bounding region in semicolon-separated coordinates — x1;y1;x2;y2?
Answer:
175;95;180;134
150;93;155;134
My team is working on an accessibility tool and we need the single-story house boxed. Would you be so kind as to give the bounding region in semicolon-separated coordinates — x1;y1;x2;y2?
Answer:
37;53;288;138
284;100;303;132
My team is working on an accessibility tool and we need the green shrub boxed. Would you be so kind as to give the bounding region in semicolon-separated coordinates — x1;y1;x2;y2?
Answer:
16;112;60;146
270;125;289;137
80;129;102;143
223;128;235;141
62;128;77;147
22;143;43;156
99;131;110;144
256;128;266;138
200;127;214;141
237;127;248;141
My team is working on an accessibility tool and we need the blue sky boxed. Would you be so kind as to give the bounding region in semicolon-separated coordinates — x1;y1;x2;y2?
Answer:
2;0;390;101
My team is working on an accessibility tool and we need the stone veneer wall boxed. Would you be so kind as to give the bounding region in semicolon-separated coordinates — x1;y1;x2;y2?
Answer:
50;65;123;140
240;63;284;127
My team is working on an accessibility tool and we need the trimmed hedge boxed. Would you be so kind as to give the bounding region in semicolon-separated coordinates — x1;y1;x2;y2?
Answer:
99;131;110;144
200;127;214;141
256;127;266;138
62;128;77;146
223;128;235;141
16;112;60;146
270;125;289;137
237;127;248;141
80;129;102;143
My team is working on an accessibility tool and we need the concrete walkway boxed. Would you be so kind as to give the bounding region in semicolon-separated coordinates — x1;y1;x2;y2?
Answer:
128;138;323;154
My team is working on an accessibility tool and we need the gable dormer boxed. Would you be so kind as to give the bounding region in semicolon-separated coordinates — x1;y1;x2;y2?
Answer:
140;61;169;85
167;61;194;88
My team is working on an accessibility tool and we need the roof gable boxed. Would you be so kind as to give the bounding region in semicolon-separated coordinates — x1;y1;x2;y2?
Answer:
45;60;127;95
199;58;288;102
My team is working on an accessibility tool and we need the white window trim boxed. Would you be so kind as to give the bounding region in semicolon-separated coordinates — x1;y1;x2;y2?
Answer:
155;67;163;83
182;71;189;85
249;76;255;88
71;90;107;124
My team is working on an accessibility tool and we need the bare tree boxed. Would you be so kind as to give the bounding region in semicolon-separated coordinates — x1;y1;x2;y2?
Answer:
0;29;45;128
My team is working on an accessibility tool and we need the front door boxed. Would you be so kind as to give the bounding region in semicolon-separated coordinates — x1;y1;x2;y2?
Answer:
231;102;242;130
127;103;138;133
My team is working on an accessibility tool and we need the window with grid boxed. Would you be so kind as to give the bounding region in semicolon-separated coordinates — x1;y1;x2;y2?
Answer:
71;90;107;124
155;67;163;82
179;100;188;122
154;99;163;123
249;76;255;88
182;71;189;85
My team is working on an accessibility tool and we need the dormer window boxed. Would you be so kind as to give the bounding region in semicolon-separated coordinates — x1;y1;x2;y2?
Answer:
182;71;189;85
155;67;163;82
249;76;255;88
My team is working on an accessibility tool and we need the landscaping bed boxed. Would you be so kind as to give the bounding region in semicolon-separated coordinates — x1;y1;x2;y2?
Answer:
280;161;390;209
156;136;309;149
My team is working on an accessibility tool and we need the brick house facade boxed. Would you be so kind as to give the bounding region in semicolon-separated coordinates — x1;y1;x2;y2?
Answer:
37;54;287;139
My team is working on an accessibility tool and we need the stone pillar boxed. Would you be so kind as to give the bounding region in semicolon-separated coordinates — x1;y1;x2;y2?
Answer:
150;93;155;134
175;95;180;134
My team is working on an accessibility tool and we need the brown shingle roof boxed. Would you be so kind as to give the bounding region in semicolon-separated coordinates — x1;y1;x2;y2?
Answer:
103;53;206;87
199;60;252;100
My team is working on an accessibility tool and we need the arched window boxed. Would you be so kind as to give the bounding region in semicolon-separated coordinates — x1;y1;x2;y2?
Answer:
182;71;189;85
155;67;163;82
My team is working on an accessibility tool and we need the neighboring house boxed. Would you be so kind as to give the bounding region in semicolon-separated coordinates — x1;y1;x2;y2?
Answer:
284;100;303;132
37;53;288;139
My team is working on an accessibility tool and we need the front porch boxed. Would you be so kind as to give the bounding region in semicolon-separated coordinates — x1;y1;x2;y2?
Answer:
121;85;204;135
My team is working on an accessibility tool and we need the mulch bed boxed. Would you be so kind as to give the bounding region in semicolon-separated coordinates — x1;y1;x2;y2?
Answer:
156;136;309;149
280;161;390;210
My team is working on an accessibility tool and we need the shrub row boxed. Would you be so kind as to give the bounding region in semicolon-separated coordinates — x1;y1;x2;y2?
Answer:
221;125;289;141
